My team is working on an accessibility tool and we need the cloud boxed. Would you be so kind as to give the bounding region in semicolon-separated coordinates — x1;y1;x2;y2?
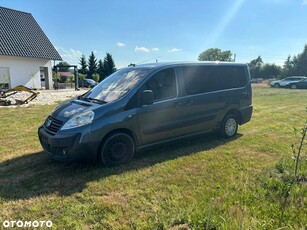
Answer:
152;48;159;51
135;46;150;53
168;48;182;53
302;0;307;5
116;42;126;47
55;46;82;64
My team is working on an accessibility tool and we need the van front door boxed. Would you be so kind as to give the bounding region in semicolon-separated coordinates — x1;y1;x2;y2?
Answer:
137;68;185;146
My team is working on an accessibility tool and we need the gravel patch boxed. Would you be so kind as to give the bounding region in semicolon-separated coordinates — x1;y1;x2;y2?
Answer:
0;89;89;107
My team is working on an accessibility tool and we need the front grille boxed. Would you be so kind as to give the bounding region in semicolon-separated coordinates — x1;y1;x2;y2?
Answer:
44;116;63;135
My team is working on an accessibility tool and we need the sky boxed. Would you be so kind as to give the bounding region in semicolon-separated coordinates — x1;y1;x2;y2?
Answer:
1;0;307;68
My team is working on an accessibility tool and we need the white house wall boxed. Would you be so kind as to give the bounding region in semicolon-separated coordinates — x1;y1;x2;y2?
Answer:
0;55;53;89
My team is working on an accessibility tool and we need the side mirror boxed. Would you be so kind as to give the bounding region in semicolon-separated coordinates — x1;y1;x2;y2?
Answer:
141;90;154;105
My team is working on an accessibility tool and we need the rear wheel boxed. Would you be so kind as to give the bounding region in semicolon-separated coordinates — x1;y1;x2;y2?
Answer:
290;84;297;89
99;133;134;167
220;114;238;138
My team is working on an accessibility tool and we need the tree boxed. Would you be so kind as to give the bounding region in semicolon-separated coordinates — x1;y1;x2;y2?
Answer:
79;54;88;74
56;61;70;72
103;53;116;78
248;56;263;79
68;74;74;88
291;55;300;75
52;71;61;90
87;51;98;79
296;44;307;76
92;73;100;84
283;55;293;70
198;48;233;62
248;56;282;79
282;55;293;77
285;55;300;77
78;73;86;88
261;63;282;79
282;44;307;77
97;59;105;81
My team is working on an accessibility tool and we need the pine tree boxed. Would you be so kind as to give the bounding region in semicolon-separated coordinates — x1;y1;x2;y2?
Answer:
97;59;105;81
87;51;98;79
103;53;116;78
79;54;88;74
296;44;307;76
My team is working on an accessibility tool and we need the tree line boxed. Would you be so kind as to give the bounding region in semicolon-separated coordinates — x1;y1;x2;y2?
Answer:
198;45;307;79
56;52;116;83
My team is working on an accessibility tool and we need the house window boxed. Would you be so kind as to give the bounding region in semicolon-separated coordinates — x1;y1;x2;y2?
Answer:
0;67;10;90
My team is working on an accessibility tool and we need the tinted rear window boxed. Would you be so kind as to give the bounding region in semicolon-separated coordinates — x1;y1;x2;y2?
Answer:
183;65;247;95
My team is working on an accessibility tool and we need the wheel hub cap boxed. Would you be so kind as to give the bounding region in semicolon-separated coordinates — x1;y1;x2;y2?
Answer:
225;118;237;136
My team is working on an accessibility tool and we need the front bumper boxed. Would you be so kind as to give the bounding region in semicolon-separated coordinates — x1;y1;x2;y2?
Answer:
38;126;99;162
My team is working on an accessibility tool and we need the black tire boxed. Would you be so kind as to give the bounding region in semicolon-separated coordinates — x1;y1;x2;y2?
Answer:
290;84;297;89
220;114;238;138
273;83;280;88
99;133;135;167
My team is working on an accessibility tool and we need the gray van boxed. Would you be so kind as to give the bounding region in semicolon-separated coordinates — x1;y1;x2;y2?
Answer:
38;62;252;166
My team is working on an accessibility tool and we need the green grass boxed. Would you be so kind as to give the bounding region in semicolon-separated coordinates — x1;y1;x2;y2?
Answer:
0;87;306;229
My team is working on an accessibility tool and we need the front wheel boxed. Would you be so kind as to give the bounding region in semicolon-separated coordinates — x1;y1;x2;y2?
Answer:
220;114;238;138
273;83;280;88
99;133;135;167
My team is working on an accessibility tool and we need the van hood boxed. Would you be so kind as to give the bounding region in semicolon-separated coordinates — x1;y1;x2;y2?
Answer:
51;99;102;119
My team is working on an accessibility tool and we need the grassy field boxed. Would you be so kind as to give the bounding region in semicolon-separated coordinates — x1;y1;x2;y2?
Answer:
0;86;306;229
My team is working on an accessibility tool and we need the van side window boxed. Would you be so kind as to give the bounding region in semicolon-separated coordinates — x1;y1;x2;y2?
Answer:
183;66;246;95
143;68;176;101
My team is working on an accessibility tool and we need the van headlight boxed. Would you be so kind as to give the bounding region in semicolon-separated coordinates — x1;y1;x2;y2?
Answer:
61;110;95;130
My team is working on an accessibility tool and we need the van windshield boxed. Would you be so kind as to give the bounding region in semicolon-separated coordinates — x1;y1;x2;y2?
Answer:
82;68;149;103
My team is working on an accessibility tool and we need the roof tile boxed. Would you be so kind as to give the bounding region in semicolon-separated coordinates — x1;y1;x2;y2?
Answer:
0;7;62;60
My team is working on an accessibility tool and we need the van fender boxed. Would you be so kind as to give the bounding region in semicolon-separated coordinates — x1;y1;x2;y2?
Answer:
90;112;142;157
216;105;241;129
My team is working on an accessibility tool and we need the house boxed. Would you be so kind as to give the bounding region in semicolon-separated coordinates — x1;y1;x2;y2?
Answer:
0;6;62;90
57;71;74;88
58;71;74;80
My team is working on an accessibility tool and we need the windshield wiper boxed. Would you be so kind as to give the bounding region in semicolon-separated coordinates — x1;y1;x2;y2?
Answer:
81;97;106;104
77;93;87;100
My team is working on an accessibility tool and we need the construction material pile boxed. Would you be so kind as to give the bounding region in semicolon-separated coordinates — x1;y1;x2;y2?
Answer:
0;85;39;106
0;86;88;106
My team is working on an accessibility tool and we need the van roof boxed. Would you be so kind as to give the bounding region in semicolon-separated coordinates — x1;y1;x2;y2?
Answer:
135;61;247;69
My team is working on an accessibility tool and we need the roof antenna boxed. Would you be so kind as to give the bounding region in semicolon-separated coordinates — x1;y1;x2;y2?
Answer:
136;56;162;65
